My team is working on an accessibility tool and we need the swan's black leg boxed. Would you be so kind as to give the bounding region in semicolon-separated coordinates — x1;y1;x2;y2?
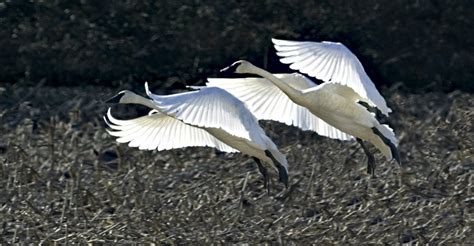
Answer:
357;138;376;177
264;150;289;188
253;157;270;194
372;127;401;165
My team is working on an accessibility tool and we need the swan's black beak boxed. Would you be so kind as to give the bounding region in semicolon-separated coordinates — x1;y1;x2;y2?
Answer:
105;92;124;104
219;62;239;75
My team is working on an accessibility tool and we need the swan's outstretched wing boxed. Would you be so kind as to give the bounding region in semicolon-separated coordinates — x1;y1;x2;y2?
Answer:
272;38;391;116
145;83;257;141
104;108;238;152
207;74;353;141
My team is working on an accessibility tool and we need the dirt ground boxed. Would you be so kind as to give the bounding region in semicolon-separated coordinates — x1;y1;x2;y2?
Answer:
0;83;472;244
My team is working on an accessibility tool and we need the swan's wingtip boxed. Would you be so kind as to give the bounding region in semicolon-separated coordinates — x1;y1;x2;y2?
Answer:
144;81;152;96
105;108;116;126
102;115;109;124
322;40;343;45
271;38;285;44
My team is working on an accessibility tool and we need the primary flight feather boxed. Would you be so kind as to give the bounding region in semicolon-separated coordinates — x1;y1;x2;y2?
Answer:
104;83;289;192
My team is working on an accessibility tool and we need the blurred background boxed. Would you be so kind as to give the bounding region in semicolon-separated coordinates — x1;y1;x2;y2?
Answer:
1;0;473;92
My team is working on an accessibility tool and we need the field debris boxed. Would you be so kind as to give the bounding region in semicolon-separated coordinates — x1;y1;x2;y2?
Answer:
0;84;472;244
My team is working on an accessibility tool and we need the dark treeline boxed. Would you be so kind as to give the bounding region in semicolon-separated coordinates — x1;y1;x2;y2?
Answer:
1;0;472;92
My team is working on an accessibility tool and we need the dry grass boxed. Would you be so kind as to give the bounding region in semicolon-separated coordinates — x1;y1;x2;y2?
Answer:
0;84;472;244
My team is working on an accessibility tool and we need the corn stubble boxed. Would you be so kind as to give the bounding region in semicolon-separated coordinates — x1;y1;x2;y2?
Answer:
0;84;472;244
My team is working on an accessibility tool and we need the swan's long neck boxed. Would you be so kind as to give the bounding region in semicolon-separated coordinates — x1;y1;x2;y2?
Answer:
125;93;158;110
247;65;303;101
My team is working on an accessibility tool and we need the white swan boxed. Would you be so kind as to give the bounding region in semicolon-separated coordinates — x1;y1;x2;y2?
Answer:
208;39;400;175
104;82;288;191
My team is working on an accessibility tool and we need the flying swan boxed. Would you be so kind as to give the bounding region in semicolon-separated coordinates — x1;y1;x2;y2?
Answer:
208;38;400;176
104;82;288;192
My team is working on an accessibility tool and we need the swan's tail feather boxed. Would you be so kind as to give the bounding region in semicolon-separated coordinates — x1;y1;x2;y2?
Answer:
372;126;401;165
264;150;289;188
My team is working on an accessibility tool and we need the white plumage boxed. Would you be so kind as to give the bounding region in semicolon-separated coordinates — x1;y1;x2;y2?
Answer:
144;83;256;141
207;74;353;141
211;38;400;175
272;38;391;116
105;108;238;152
104;83;289;189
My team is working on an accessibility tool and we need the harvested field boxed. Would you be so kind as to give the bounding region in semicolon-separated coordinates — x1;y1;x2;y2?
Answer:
0;84;473;244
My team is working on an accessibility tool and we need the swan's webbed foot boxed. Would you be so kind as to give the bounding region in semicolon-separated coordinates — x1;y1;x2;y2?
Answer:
253;157;270;194
357;138;376;177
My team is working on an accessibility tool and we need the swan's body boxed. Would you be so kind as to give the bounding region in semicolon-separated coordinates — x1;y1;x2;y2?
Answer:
300;84;396;159
210;38;400;175
104;83;289;190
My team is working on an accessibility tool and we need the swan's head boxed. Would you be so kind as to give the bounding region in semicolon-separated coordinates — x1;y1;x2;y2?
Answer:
220;60;255;74
105;90;139;104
